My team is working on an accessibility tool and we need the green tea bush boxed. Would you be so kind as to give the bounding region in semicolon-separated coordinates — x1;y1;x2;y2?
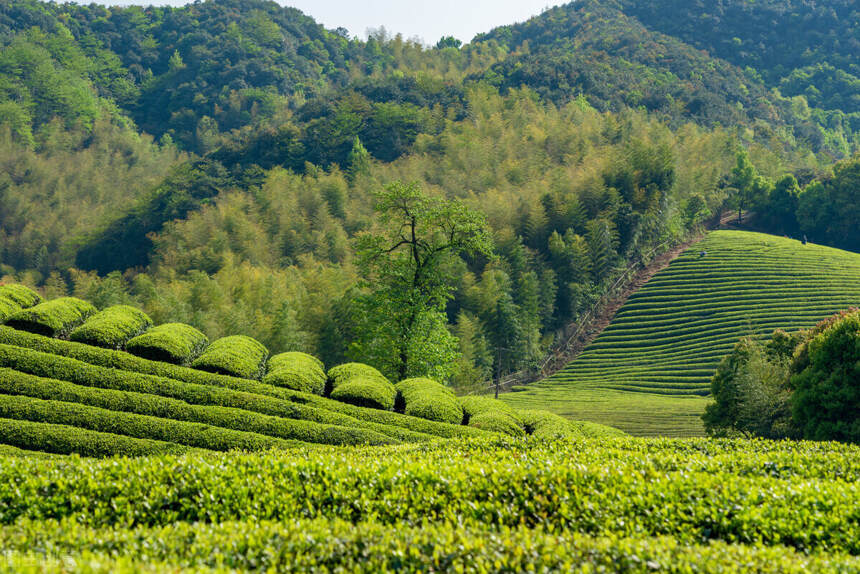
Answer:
1;438;857;554
69;305;153;349
327;363;396;410
0;332;490;440
191;335;268;379
467;411;525;436
395;378;462;425
328;363;388;388
3;518;858;573
330;377;397;411
0;393;298;452
264;352;326;395
6;297;96;337
125;323;209;364
459;395;524;435
0;284;41;307
518;409;580;439
0;368;398;447
0;418;189;457
0;298;20;324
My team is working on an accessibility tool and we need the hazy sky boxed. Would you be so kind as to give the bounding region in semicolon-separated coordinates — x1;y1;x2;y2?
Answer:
98;0;558;44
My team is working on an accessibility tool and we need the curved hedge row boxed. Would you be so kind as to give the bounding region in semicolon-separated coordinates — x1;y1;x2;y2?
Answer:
0;438;857;555
0;393;299;452
70;305;153;349
328;363;396;410
0;368;398;447
0;342;478;442
264;352;326;395
191;335;268;379
6;297;96;337
3;518;857;573
0;418;190;458
125;323;209;364
395;378;463;425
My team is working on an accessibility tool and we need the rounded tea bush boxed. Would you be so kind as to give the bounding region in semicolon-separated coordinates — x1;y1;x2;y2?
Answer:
264;352;326;395
330;376;396;411
191;335;269;379
126;323;209;364
395;377;462;425
467;411;525;436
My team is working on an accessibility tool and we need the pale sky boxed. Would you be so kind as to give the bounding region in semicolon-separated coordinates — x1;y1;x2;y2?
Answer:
96;0;559;44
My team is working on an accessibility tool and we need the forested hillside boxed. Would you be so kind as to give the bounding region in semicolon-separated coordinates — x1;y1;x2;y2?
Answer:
0;0;857;389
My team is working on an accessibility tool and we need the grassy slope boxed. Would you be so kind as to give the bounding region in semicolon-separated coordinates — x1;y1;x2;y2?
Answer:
502;230;860;437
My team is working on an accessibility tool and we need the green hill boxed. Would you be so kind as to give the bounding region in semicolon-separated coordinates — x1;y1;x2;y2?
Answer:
502;230;860;437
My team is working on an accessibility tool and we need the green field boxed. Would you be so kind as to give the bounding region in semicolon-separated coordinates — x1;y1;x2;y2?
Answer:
0;437;858;572
502;230;860;437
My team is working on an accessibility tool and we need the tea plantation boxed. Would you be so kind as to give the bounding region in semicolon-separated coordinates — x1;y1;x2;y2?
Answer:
502;230;860;437
0;285;619;457
0;437;858;571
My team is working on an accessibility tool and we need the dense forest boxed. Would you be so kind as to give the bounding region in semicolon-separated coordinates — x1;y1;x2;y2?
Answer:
0;0;857;388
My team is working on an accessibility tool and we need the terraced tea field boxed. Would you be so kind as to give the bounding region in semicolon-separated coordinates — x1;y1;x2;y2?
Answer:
0;285;618;458
502;230;860;436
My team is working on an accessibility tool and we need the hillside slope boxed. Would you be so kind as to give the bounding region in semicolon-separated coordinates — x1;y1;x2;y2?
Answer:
502;230;860;436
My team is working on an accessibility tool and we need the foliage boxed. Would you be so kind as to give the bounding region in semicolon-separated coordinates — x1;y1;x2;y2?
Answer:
125;323;209;365
0;367;396;447
790;309;860;443
0;418;188;458
702;336;796;439
351;181;493;381
0;438;858;557
394;377;462;425
6;296;95;337
0;284;41;307
263;351;326;395
466;411;525;436
0;329;489;440
329;377;397;411
69;305;152;349
190;334;268;379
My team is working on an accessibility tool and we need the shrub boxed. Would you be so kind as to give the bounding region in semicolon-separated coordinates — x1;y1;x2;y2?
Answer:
0;367;398;447
69;305;153;349
0;283;41;323
125;323;209;364
328;363;388;389
0;418;189;458
457;395;523;436
6;297;96;337
330;377;396;411
518;409;579;439
0;297;21;324
0;284;41;307
191;335;268;379
0;331;491;440
791;309;860;443
264;352;326;395
467;411;524;436
0;393;300;452
458;395;520;423
395;378;462;425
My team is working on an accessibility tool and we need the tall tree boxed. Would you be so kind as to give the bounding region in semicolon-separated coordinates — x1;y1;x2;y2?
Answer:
352;181;493;381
